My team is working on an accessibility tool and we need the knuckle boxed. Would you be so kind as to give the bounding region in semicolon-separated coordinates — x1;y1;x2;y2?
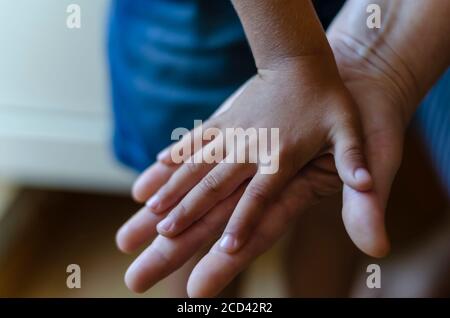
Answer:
306;172;342;203
342;144;364;163
185;162;202;175
308;186;327;205
276;195;302;223
246;183;269;203
158;180;180;204
131;183;144;202
200;173;222;194
226;215;248;236
151;243;172;267
155;185;171;203
311;178;342;201
278;145;294;160
176;201;190;219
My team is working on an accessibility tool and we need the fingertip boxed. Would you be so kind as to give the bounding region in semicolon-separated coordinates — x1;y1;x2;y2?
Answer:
187;268;217;298
132;173;156;203
355;231;390;258
124;265;147;294
339;167;373;192
186;280;203;298
131;179;146;203
218;234;240;254
156;147;170;161
334;138;372;192
157;147;175;165
187;251;235;298
145;194;162;212
116;225;134;254
367;237;391;259
342;186;390;258
350;217;390;258
132;163;175;203
156;218;176;237
353;167;373;191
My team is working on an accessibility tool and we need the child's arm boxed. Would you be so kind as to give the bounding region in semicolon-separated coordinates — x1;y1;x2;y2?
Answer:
230;0;332;69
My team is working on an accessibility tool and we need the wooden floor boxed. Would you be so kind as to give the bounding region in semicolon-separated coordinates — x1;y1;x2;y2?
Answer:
0;188;286;297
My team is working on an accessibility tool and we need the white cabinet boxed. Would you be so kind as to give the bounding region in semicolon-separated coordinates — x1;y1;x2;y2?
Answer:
0;0;135;192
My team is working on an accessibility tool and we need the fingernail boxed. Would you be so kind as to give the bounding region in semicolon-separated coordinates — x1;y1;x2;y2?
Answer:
146;194;160;211
219;234;238;253
354;168;371;184
157;218;174;234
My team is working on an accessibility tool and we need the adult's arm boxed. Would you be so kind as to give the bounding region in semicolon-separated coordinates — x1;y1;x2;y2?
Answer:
328;0;450;121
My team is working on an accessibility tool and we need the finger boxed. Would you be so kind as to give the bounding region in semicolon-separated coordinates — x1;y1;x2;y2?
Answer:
218;167;294;254
124;184;246;293
333;123;373;192
341;185;389;258
146;140;224;214
157;162;256;237
157;119;217;165
116;207;164;254
187;170;320;298
132;162;178;203
341;131;402;257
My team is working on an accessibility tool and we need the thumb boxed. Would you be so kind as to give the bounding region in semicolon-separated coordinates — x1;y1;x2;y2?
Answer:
342;185;390;258
341;132;403;258
333;126;373;192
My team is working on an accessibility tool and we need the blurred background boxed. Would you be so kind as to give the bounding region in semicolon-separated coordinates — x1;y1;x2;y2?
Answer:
0;0;448;298
0;0;284;298
0;0;139;297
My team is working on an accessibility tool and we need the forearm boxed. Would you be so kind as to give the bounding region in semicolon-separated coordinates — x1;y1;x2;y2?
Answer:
328;0;450;117
231;0;332;70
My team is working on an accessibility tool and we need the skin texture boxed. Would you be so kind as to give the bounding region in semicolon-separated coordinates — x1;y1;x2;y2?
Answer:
229;0;331;68
151;59;372;253
328;0;450;117
148;0;372;257
118;0;450;296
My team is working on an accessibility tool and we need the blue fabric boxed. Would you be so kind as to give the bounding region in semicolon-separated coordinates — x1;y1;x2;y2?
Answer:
415;68;450;197
108;0;255;171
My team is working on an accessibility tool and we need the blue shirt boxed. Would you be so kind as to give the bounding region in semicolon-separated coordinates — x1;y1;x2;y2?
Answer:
415;69;450;196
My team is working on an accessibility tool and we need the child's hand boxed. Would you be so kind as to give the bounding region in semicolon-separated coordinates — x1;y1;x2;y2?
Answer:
146;55;372;254
119;43;410;294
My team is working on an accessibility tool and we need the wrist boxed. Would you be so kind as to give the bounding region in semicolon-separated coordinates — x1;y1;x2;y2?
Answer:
327;30;420;127
254;41;345;88
327;0;450;126
232;0;333;72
